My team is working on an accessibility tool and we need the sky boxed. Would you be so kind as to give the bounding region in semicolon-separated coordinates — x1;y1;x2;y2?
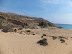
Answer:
0;0;72;24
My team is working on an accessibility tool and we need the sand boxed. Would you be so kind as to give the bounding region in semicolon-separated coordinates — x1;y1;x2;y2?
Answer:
0;28;72;54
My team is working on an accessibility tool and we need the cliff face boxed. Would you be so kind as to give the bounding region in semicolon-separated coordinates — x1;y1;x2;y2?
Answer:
0;12;61;29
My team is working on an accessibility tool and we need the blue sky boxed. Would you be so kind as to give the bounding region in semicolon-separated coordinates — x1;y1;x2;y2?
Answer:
0;0;72;24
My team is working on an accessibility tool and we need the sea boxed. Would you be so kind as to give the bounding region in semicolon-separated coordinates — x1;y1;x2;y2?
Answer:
56;24;72;30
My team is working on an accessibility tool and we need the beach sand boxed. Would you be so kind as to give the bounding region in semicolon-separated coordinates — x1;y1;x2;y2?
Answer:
0;28;72;54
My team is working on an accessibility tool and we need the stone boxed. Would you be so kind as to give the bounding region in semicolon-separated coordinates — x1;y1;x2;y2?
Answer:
60;39;65;43
37;38;48;46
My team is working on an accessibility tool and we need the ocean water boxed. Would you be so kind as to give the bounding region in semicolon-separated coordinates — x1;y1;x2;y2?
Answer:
56;24;72;30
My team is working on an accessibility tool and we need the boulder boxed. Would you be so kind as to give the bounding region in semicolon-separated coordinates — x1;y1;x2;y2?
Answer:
37;38;48;46
60;39;65;43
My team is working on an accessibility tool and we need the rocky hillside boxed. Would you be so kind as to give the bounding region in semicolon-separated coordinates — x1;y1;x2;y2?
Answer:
0;12;61;30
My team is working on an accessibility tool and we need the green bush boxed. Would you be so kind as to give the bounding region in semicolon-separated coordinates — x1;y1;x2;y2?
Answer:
26;30;31;32
38;21;47;28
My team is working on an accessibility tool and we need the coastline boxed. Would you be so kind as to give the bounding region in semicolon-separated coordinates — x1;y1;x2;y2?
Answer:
56;24;72;30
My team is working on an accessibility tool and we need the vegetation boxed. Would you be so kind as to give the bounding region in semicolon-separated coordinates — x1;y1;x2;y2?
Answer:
26;30;31;35
26;30;31;32
38;21;48;28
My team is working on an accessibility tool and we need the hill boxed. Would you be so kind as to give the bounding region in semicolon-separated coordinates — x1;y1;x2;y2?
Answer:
0;12;61;31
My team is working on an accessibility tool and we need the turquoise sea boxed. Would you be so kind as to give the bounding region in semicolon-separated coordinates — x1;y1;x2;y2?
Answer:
56;24;72;30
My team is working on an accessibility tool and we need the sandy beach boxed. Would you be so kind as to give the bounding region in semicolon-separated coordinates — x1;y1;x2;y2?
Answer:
0;28;72;54
0;0;72;54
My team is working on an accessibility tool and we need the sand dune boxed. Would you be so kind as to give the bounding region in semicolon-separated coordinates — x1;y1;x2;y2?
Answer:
0;28;72;54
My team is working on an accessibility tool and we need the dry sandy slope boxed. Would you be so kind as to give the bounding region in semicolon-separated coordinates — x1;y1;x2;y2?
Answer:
0;28;72;54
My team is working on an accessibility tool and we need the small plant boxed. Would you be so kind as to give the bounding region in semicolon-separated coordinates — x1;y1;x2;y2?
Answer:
26;30;31;35
26;30;31;32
